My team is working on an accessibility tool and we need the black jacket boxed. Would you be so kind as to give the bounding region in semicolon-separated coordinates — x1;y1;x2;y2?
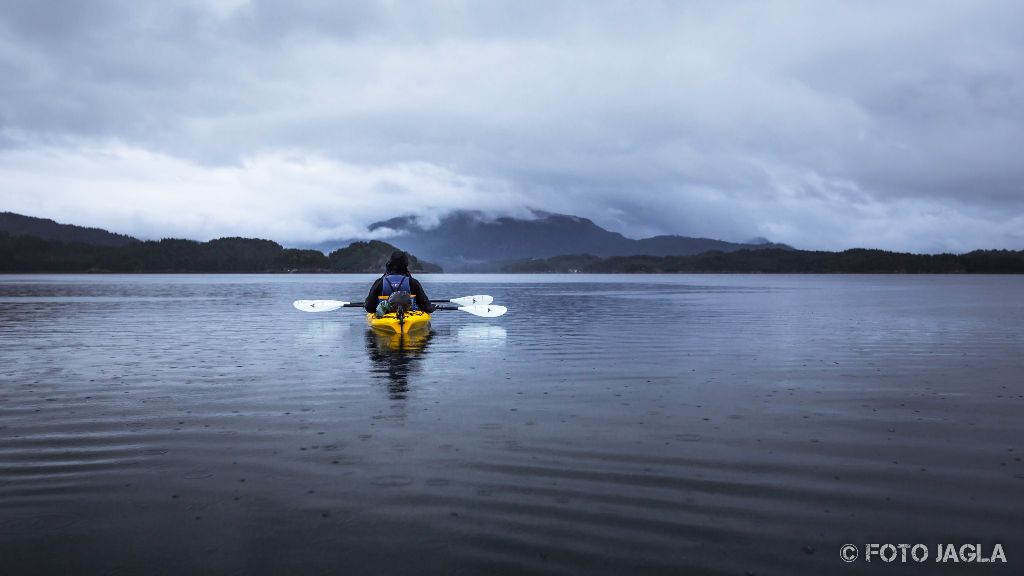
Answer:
364;274;433;313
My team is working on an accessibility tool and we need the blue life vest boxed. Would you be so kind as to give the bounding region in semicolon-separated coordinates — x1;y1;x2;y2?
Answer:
380;273;417;310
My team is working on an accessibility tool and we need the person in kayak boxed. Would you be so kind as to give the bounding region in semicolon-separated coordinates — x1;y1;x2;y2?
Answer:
364;251;435;316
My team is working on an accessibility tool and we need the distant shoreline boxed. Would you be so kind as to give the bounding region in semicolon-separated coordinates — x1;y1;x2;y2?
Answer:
3;271;1024;276
4;220;1023;274
5;211;1023;274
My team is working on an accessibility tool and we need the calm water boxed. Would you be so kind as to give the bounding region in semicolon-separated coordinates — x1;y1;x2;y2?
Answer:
1;274;1022;575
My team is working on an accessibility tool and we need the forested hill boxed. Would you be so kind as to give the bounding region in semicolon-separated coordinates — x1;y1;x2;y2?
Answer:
500;249;1024;274
2;211;1022;273
0;212;138;247
326;240;441;273
0;233;441;273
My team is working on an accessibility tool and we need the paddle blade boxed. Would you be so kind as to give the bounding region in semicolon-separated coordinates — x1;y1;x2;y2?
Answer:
293;300;349;312
448;295;494;306
457;304;507;317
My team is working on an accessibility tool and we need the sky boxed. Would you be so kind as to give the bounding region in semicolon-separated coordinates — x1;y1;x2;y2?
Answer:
1;0;1022;252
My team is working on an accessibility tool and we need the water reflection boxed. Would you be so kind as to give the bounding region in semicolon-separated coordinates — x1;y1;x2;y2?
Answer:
364;328;433;399
299;316;347;344
456;324;507;349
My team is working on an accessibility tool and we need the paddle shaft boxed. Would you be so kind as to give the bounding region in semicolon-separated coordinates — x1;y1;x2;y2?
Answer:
351;303;466;312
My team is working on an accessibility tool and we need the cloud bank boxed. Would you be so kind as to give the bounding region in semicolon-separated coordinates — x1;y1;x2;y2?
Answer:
1;0;1022;251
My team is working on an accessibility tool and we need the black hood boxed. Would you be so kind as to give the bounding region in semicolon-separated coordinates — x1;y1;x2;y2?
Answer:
386;250;410;274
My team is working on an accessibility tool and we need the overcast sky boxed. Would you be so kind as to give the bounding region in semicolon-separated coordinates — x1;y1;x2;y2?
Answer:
1;0;1022;252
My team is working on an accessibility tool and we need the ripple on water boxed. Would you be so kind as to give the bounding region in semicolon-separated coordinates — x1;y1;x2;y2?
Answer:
371;475;414;488
1;274;1022;576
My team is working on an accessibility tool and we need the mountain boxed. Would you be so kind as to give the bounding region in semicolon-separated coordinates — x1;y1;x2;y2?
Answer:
0;214;440;272
308;210;790;271
3;211;1021;274
0;212;138;247
0;234;330;273
0;232;442;274
328;240;442;273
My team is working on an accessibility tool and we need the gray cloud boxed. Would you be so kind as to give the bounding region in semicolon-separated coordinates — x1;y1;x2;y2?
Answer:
1;0;1022;251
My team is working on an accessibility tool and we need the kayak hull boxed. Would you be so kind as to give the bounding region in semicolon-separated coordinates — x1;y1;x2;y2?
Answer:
366;311;431;335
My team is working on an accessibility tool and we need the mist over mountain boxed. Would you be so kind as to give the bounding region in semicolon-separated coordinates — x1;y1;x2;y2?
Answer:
305;211;790;271
4;210;1022;274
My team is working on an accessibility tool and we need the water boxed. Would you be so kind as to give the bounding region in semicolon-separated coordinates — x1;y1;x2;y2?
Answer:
1;274;1022;575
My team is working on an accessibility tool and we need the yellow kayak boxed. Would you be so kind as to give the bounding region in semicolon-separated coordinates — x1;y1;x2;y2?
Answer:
366;310;431;335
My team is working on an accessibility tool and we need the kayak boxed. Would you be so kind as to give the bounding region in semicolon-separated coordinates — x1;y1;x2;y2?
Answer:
366;310;431;335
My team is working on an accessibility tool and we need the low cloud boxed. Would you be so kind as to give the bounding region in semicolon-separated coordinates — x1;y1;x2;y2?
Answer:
0;141;525;243
1;1;1022;251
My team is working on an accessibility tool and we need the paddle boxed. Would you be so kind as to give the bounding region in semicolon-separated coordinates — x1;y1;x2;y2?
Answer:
433;295;493;306
293;296;507;317
292;300;361;312
433;304;508;317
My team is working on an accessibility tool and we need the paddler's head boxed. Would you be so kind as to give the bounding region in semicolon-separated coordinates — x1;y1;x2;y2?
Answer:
386;251;410;275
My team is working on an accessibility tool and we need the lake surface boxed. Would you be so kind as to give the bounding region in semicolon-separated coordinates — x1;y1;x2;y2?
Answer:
1;274;1022;575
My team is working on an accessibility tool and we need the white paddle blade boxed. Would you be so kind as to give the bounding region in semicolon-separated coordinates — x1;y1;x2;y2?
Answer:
458;304;507;318
448;295;494;306
293;300;349;312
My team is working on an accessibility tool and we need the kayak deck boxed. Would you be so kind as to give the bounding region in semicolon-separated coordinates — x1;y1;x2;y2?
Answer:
366;310;431;335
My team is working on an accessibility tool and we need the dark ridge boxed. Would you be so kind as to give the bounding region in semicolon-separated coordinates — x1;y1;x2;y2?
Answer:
0;232;439;273
0;212;138;247
328;240;441;273
500;248;1024;274
5;210;1018;273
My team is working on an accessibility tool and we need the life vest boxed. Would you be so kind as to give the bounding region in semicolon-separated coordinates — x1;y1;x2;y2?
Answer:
380;273;418;310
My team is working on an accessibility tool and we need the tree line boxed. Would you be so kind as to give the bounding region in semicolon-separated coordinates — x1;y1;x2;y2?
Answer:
0;233;440;273
4;230;1021;273
500;248;1024;273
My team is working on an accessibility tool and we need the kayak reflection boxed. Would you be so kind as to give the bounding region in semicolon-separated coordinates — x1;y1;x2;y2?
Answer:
364;328;433;400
